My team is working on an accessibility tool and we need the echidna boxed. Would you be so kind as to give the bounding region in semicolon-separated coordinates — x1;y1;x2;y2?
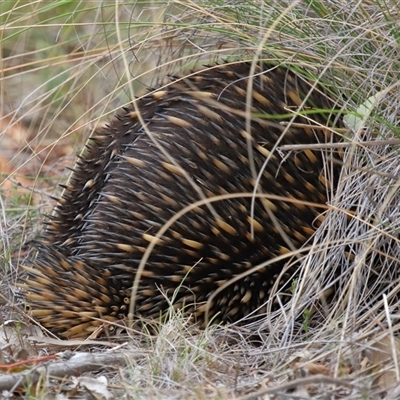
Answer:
22;62;343;338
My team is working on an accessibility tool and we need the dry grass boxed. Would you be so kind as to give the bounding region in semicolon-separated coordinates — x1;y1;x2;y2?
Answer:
1;0;400;398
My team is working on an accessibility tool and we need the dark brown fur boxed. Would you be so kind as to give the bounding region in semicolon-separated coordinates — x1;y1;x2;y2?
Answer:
22;62;342;338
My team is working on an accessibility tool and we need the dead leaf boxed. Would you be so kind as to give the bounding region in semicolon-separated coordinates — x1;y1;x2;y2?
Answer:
71;376;113;400
368;334;400;393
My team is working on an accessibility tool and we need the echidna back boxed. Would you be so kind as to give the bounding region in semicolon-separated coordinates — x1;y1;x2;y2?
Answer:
23;62;342;338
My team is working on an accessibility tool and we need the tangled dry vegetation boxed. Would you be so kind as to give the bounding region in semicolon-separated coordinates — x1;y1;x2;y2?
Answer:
1;0;400;398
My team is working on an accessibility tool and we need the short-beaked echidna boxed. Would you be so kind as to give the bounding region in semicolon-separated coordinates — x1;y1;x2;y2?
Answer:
22;62;343;338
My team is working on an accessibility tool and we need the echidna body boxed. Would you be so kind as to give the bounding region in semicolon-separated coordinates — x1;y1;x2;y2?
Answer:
23;62;342;338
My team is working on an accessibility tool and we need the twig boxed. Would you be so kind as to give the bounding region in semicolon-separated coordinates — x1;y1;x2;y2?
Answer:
237;374;359;400
0;352;132;392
